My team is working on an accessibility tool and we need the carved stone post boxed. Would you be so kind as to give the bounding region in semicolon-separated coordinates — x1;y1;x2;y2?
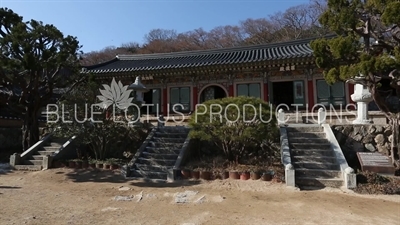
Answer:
349;78;373;124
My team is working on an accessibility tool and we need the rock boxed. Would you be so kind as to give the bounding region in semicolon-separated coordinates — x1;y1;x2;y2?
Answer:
118;187;130;191
374;134;385;145
362;134;374;144
384;128;392;136
377;144;388;154
368;126;376;133
364;143;376;152
388;135;393;143
375;126;384;133
352;126;361;136
174;190;198;203
353;134;363;142
101;207;119;212
113;196;133;201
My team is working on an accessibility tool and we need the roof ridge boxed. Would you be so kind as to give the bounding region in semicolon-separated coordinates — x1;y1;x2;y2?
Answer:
116;34;335;61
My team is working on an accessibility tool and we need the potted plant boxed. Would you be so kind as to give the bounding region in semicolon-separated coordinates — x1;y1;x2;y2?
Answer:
240;170;250;180
68;159;76;168
261;171;272;181
88;159;96;169
109;158;120;170
82;159;89;169
191;168;200;180
250;167;261;180
74;159;83;169
103;159;111;170
221;170;229;179
180;166;191;179
228;163;240;179
200;168;211;180
96;160;104;169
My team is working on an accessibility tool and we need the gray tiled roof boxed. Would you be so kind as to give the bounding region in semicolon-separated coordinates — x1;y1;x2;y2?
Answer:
84;36;332;74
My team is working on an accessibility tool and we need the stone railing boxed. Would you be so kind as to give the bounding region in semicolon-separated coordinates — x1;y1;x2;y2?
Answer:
322;124;356;189
122;127;157;177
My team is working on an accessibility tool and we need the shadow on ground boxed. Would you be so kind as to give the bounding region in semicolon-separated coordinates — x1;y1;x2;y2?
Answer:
0;186;21;189
129;179;202;188
65;169;127;183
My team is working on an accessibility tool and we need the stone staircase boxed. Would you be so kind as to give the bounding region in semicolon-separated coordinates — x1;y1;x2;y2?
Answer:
13;137;67;170
129;126;189;181
287;126;343;188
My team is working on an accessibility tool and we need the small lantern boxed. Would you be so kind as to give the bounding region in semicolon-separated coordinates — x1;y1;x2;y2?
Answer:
128;76;149;103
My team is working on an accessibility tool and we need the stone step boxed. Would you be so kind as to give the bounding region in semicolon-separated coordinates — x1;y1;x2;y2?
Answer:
13;165;42;171
23;160;42;165
291;149;335;157
44;142;63;147
286;126;323;133
289;138;329;144
37;150;56;155
142;152;179;160
293;162;340;170
292;156;337;164
145;147;181;154
148;141;183;148
31;155;45;160
288;132;326;138
137;157;176;167
296;177;343;188
152;137;186;143
134;163;172;172
290;143;331;149
154;132;187;138
295;168;342;179
42;146;60;151
130;169;168;180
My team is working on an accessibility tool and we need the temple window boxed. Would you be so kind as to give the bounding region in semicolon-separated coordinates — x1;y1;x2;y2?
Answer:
237;83;261;98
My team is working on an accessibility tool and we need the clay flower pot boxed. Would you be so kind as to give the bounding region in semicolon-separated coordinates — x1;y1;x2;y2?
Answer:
104;164;111;170
240;172;250;180
222;171;229;179
200;171;211;180
191;171;200;179
181;169;191;179
250;172;261;180
229;171;240;179
82;161;89;169
261;173;272;181
75;161;83;169
89;163;96;169
110;164;119;170
96;163;103;169
68;161;76;168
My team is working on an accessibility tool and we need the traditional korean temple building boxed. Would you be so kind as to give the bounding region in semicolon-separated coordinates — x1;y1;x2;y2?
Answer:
84;35;354;115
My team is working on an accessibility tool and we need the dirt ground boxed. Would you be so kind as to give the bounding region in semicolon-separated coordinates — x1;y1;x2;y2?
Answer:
0;168;399;225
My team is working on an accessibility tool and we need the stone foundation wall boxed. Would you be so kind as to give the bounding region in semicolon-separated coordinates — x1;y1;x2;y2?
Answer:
331;125;393;168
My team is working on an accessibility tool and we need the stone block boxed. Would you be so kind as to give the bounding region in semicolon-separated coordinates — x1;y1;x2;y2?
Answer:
9;153;20;166
374;134;385;145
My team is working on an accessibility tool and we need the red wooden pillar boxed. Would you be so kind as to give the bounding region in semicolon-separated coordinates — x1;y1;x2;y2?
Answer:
348;83;355;110
263;83;269;102
307;80;314;112
162;87;168;115
229;84;234;97
192;86;198;111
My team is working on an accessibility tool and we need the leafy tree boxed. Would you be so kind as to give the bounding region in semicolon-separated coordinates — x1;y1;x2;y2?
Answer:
310;0;400;168
0;8;82;150
51;75;149;160
189;96;278;163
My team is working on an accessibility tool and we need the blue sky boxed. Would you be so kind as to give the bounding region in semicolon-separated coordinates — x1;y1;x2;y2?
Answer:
1;0;310;53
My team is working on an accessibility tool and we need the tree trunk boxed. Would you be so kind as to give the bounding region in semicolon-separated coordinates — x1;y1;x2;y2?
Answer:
22;106;40;151
390;117;400;169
